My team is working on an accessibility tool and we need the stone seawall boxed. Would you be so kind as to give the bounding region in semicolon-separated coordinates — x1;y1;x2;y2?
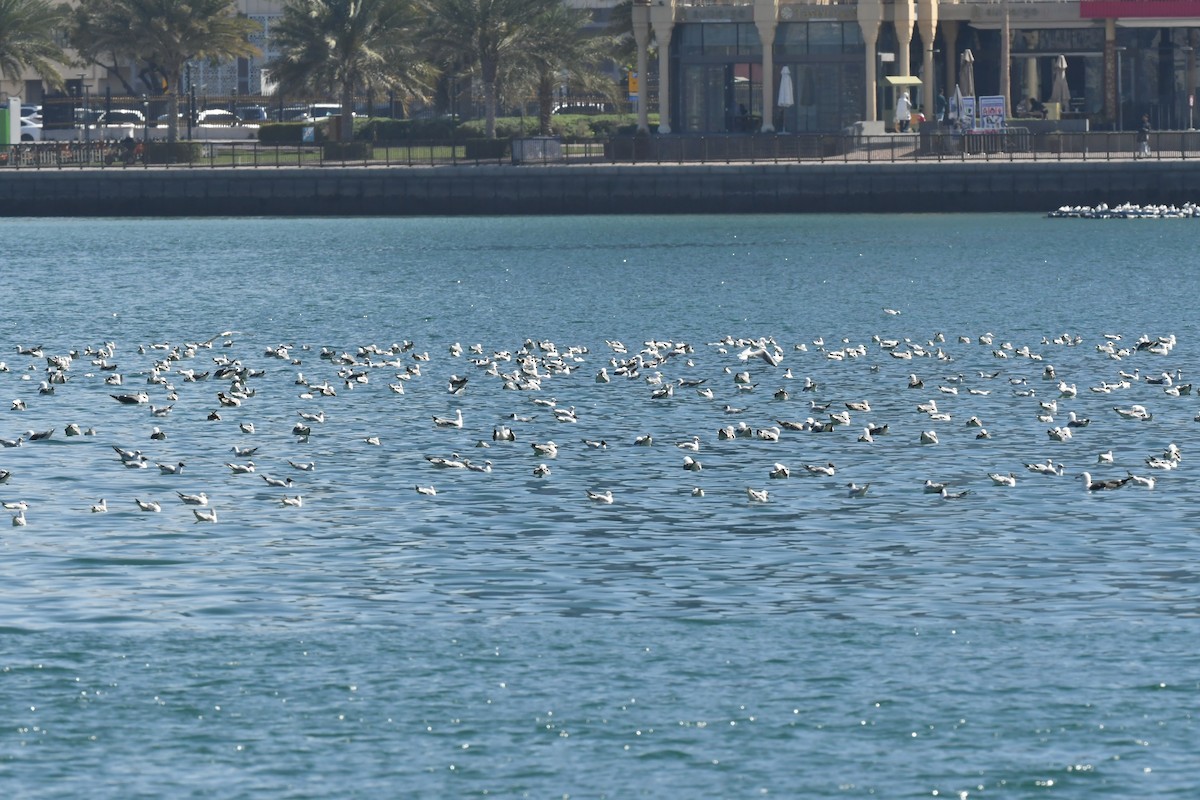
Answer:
1;161;1193;216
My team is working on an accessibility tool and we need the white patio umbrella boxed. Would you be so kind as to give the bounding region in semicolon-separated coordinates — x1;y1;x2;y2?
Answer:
1048;54;1071;112
960;49;976;101
777;66;795;133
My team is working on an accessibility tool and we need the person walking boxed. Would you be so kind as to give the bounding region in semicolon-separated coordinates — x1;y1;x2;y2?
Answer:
1136;114;1152;159
895;91;912;133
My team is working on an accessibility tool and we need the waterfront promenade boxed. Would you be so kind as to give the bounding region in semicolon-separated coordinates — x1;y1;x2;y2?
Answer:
1;159;1194;215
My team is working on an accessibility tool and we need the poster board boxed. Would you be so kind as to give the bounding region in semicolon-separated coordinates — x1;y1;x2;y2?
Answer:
977;95;1007;131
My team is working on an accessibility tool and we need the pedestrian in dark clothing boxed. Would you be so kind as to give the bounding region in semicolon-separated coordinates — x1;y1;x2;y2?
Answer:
1136;114;1151;159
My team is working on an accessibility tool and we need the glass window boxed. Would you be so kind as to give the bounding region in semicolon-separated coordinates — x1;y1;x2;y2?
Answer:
808;22;842;55
704;24;738;57
679;25;703;57
738;24;762;56
775;23;807;58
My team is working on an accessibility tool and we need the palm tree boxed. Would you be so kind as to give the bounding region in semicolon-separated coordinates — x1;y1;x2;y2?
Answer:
70;0;260;142
516;3;619;136
267;0;432;143
422;0;550;139
0;0;67;91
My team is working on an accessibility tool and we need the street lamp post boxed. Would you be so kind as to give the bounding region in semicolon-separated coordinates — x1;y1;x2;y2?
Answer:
78;73;93;145
1116;46;1126;131
186;63;193;140
141;94;149;152
1183;46;1195;130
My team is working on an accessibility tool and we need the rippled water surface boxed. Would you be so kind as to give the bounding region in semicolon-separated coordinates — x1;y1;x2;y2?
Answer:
0;214;1197;797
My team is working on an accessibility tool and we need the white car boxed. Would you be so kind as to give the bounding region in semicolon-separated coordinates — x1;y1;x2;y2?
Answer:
19;118;41;141
197;109;239;126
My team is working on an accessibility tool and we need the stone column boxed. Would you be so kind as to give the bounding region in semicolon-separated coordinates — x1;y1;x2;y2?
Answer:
999;3;1011;111
632;2;652;134
917;0;939;121
755;0;778;132
858;0;883;122
1025;57;1038;104
650;0;676;134
942;21;958;96
894;0;915;79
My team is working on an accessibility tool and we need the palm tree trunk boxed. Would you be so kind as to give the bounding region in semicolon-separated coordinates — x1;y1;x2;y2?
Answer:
167;92;179;144
537;73;553;136
341;82;355;142
482;58;498;139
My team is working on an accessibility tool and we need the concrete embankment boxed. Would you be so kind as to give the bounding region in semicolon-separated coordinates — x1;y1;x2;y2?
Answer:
0;161;1194;216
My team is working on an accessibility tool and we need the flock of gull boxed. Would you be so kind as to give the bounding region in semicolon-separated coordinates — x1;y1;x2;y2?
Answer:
0;319;1193;527
1048;202;1200;219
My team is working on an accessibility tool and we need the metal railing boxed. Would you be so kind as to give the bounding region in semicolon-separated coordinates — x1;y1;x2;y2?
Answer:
4;130;1199;169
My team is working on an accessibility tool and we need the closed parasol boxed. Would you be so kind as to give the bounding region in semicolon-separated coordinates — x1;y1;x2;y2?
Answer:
777;66;794;133
1049;54;1071;112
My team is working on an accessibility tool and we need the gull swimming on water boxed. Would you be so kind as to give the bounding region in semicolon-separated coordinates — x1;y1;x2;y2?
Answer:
177;491;208;506
746;487;769;502
281;495;304;507
586;489;613;504
135;498;161;512
846;482;870;498
531;441;558;458
1080;471;1130;491
157;461;185;475
988;472;1018;487
193;507;218;523
415;485;437;496
433;409;464;428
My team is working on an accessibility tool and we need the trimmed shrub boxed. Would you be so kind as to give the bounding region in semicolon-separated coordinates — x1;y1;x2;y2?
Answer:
259;122;328;145
145;141;202;164
356;117;459;141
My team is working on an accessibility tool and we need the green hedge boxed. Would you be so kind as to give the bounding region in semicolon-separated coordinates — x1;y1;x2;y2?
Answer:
258;122;329;145
145;141;203;164
261;113;657;145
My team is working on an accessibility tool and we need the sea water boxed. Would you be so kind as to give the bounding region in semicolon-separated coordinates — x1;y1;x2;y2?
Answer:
0;214;1196;798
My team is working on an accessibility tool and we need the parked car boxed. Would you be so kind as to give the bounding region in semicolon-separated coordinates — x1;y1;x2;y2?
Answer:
20;105;42;125
97;109;146;127
234;105;269;123
75;108;104;128
197;109;239;126
274;105;310;122
19;118;41;141
306;104;342;121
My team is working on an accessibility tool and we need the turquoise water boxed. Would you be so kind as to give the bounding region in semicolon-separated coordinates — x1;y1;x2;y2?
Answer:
0;215;1197;797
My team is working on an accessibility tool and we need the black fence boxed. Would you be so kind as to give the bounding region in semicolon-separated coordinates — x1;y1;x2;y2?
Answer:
6;129;1200;169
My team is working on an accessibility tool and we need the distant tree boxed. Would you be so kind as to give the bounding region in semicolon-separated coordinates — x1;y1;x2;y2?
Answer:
422;0;550;139
267;0;433;142
0;0;68;90
70;0;260;142
516;3;619;136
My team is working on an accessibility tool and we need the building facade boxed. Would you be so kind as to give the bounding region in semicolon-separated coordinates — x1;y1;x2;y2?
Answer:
631;0;1200;134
